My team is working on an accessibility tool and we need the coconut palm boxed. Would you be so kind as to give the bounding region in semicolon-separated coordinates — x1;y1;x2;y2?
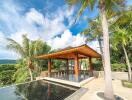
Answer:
111;27;132;82
66;0;125;99
6;35;51;81
6;35;34;81
111;7;132;82
112;7;132;32
81;17;104;69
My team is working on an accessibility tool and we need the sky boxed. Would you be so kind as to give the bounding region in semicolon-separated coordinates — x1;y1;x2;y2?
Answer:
0;0;132;59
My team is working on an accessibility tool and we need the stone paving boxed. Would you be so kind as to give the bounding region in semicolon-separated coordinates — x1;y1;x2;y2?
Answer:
79;78;132;100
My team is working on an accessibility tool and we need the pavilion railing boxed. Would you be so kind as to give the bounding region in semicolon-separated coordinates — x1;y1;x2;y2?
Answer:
40;70;93;77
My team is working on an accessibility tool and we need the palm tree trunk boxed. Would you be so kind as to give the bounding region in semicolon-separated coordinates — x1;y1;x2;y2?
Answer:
100;0;114;99
28;68;33;81
122;44;132;82
28;59;33;81
98;37;104;70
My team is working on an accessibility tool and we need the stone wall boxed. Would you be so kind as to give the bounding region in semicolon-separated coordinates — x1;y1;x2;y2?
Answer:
93;71;128;80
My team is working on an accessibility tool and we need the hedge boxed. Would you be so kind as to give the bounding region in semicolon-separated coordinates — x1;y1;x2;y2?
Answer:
0;64;17;87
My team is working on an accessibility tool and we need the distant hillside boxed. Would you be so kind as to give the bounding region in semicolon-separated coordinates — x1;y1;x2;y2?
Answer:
0;59;16;64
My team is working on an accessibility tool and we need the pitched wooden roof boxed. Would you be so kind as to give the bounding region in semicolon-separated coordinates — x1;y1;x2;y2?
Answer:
36;44;101;59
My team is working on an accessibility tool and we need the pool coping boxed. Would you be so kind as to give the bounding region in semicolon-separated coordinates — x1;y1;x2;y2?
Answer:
37;77;94;87
65;87;88;100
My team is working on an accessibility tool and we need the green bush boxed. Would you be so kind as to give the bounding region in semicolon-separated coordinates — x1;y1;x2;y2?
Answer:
111;63;127;72
0;64;16;71
93;60;127;72
0;64;16;87
93;60;103;71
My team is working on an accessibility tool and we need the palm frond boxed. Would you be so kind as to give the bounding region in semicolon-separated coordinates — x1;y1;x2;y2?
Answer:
22;34;30;57
105;0;126;18
66;0;80;5
6;38;25;57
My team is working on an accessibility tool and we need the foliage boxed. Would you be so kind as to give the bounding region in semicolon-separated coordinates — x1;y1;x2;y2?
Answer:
13;67;30;84
111;63;127;72
66;0;125;21
52;60;66;70
6;35;51;83
110;47;125;63
93;59;103;71
0;64;16;87
81;16;102;42
110;8;132;81
93;59;127;72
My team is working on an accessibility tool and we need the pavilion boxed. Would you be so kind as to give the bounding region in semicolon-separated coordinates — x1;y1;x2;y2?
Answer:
36;44;101;80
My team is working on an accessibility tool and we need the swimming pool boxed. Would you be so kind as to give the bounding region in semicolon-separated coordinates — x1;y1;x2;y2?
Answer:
0;80;79;100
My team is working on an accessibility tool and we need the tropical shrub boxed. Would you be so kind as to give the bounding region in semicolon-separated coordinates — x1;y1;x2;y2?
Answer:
111;63;127;72
93;60;103;71
0;64;16;87
52;60;66;70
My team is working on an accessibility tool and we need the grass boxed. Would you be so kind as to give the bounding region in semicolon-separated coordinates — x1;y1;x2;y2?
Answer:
122;80;132;88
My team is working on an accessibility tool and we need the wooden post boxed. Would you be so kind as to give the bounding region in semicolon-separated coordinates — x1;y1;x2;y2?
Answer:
48;59;51;77
74;53;79;76
89;57;93;71
66;59;69;73
89;57;93;77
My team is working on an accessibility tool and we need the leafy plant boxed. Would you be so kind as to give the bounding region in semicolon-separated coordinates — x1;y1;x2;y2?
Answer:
6;35;51;82
0;64;16;87
111;63;127;72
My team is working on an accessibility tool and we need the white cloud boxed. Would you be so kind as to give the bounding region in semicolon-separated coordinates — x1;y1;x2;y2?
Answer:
0;32;6;45
87;41;100;53
0;0;100;59
26;8;44;25
0;49;20;59
0;1;75;59
0;31;19;59
72;34;85;46
47;30;73;49
0;1;75;42
47;29;86;49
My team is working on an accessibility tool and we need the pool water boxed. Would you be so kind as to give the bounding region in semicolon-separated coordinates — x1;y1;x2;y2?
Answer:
0;80;78;100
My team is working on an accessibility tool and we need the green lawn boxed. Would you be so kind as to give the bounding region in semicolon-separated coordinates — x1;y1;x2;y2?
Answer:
122;80;132;88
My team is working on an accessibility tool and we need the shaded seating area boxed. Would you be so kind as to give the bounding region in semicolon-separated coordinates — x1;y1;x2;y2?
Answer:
36;44;101;82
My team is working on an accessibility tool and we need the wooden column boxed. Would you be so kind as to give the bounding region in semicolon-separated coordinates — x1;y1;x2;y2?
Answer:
74;53;79;76
66;59;69;74
89;57;93;71
48;59;51;77
66;59;69;71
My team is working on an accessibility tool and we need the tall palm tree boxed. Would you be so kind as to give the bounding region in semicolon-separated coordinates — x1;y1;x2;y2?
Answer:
66;0;125;99
6;35;34;81
111;8;132;82
81;17;104;69
6;35;51;81
111;29;132;82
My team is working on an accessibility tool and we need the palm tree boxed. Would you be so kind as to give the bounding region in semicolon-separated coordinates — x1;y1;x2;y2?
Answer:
66;0;125;99
81;17;104;69
111;27;132;82
111;8;132;82
6;35;51;81
6;35;34;81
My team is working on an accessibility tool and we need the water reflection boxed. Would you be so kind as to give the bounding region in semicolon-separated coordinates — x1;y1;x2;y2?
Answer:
0;80;77;100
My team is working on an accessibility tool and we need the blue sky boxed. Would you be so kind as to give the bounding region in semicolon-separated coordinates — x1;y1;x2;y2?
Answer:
0;0;132;59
